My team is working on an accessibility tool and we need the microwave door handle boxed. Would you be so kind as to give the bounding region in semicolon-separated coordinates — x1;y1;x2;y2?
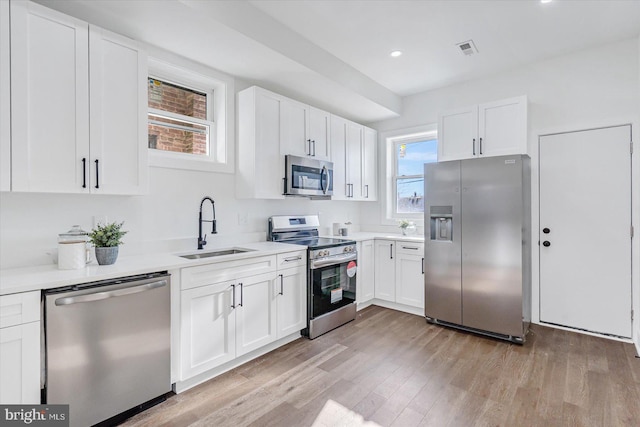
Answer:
325;165;331;194
321;165;329;194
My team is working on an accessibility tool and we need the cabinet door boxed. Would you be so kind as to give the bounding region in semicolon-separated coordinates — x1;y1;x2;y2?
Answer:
0;0;9;192
374;240;396;301
235;272;277;356
362;127;377;201
478;96;527;157
0;322;40;404
309;107;330;160
11;1;89;193
345;120;363;199
276;266;307;338
89;26;147;195
329;115;348;200
237;87;286;199
280;99;309;157
356;240;375;303
438;105;477;161
395;248;425;309
180;280;236;380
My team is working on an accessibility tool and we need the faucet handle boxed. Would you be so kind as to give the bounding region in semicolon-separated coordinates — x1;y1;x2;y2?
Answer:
202;234;207;246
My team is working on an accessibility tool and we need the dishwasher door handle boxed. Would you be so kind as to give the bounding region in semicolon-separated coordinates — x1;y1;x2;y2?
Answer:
55;280;168;306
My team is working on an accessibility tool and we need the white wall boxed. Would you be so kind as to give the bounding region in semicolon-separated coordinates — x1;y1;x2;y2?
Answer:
368;38;640;343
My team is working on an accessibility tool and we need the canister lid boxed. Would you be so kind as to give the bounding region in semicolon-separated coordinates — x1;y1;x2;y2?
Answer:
59;225;88;240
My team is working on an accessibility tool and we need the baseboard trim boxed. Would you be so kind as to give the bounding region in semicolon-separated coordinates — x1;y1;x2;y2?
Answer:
533;320;634;344
359;298;424;317
173;332;301;394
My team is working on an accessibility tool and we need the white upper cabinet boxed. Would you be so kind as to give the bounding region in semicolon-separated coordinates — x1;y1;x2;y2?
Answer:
362;126;377;201
438;95;527;161
89;26;148;195
308;107;330;160
0;0;10;192
10;1;147;194
329;115;348;200
237;86;286;200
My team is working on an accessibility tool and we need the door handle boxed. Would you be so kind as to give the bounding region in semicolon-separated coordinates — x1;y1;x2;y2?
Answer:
365;184;369;198
55;280;167;306
82;158;87;188
543;228;551;234
94;159;100;189
231;284;236;309
279;274;284;295
307;139;312;156
390;243;393;259
472;138;476;156
422;258;424;275
479;137;483;155
238;282;244;306
543;241;551;247
312;140;316;156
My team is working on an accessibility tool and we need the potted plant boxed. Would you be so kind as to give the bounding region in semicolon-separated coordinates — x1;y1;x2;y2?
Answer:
89;221;128;265
398;219;416;236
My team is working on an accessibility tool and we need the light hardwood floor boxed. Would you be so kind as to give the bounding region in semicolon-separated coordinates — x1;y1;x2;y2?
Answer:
123;306;640;427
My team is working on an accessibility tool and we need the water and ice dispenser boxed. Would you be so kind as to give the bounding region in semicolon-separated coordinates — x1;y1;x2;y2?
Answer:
430;206;453;241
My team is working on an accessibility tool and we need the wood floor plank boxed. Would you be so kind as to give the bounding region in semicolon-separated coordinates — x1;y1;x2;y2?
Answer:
120;308;640;427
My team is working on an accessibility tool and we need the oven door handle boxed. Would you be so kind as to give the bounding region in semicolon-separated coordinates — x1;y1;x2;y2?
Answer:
311;253;357;269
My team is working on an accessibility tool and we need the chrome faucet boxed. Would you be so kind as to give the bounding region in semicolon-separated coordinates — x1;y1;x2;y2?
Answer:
198;197;217;249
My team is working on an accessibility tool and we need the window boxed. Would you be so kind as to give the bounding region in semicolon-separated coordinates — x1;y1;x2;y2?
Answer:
394;137;437;214
148;78;213;156
383;125;438;222
146;53;234;173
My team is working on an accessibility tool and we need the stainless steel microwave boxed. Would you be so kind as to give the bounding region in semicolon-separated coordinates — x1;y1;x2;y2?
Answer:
284;155;333;198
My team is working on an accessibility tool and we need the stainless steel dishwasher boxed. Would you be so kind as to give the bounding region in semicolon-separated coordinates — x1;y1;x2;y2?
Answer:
44;272;171;427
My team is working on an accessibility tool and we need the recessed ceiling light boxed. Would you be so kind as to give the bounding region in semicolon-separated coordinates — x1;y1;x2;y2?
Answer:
540;0;552;3
390;50;403;58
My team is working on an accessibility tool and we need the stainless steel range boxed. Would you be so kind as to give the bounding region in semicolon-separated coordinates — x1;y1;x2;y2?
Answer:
269;215;357;339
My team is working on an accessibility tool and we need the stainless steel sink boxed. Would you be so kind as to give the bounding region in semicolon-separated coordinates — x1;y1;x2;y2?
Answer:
179;248;254;260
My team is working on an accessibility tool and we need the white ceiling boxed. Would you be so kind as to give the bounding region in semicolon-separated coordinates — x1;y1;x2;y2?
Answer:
37;0;640;123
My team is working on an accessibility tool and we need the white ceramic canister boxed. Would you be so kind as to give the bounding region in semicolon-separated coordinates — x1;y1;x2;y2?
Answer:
58;225;90;270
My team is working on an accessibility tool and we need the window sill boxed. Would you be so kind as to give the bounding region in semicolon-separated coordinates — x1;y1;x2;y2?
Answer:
148;150;234;174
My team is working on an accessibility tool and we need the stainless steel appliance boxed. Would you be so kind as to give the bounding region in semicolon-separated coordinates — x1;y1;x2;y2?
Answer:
269;215;357;339
44;272;171;427
424;155;531;343
284;155;333;198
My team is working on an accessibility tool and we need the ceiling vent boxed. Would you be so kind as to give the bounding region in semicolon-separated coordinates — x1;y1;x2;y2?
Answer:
456;40;479;56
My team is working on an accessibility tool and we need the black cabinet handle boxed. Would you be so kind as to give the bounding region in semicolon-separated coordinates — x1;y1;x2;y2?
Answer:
479;137;483;155
94;159;100;189
543;228;551;234
472;138;476;156
307;139;312;156
422;258;425;274
239;283;243;307
390;243;393;259
82;158;86;188
365;184;369;198
312;140;316;156
231;284;236;309
543;241;551;247
279;274;284;295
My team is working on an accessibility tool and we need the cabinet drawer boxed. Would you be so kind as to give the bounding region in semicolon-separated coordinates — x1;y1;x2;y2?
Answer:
0;291;40;329
396;242;424;255
181;255;277;290
276;251;306;269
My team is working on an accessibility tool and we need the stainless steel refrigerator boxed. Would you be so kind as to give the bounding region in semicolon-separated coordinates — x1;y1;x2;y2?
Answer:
424;155;531;343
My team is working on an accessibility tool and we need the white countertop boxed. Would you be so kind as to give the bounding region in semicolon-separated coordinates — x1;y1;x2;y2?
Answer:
333;232;425;243
0;241;303;296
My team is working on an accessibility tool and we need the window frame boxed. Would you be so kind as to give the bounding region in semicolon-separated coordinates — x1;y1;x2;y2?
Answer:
382;124;438;225
146;50;234;173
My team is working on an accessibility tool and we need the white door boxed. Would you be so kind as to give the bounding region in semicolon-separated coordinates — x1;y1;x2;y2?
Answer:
276;266;307;338
280;99;309;157
180;281;236;379
395;244;425;309
0;322;41;404
89;26;147;195
362;127;377;201
437;105;477;161
0;0;10;192
345;120;363;199
539;125;632;338
356;240;375;303
309;107;330;160
235;272;277;356
374;240;396;301
330;115;348;200
10;1;89;193
478;96;527;158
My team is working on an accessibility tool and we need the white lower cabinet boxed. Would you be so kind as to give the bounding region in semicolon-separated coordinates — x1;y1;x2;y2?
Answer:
0;291;41;404
374;240;425;310
395;243;425;308
374;240;396;301
356;240;375;304
276;265;307;338
180;251;306;382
